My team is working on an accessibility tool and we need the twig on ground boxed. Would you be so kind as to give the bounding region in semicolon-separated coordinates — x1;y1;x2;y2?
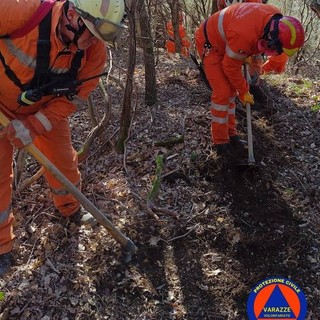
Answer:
165;223;200;243
45;258;60;274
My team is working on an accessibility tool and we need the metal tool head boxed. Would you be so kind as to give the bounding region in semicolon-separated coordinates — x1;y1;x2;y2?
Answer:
122;239;138;264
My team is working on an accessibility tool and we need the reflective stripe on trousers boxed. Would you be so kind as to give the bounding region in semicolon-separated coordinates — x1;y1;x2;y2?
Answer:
210;96;237;144
34;119;81;216
50;180;81;196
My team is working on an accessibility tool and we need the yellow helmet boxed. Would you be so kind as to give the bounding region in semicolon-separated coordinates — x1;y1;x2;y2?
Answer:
69;0;126;42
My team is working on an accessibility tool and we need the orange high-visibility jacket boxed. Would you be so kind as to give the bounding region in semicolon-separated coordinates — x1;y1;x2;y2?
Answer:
0;0;106;124
197;3;281;96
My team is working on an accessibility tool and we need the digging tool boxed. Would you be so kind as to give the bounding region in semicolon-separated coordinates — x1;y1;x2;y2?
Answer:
235;63;256;169
0;109;138;263
245;102;256;165
190;53;212;90
244;64;256;166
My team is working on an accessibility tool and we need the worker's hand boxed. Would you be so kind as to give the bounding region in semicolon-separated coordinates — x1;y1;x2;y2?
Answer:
1;112;52;148
239;91;254;106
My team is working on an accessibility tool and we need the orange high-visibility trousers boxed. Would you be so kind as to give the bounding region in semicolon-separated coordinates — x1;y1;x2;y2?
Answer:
195;26;238;145
0;118;80;255
165;40;190;58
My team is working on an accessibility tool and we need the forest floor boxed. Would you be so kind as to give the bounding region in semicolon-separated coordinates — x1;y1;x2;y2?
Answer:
1;49;320;320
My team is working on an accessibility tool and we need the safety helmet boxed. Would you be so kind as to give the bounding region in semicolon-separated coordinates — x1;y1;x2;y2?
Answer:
277;16;305;56
259;14;305;56
225;0;244;6
69;0;126;42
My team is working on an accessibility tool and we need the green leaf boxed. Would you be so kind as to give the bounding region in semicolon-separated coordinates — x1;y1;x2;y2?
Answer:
0;291;5;301
284;187;294;194
311;104;320;113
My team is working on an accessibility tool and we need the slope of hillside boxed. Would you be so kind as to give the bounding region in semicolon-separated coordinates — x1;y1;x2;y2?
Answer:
1;50;319;319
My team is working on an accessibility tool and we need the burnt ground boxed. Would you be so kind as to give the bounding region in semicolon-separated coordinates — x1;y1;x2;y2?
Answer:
1;49;320;319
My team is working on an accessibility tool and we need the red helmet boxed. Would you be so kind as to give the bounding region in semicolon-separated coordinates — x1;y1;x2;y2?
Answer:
277;16;305;56
259;15;305;56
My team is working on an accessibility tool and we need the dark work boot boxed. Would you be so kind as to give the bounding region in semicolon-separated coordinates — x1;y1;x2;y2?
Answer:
0;252;13;277
230;135;246;146
69;207;98;227
230;135;247;159
216;143;231;156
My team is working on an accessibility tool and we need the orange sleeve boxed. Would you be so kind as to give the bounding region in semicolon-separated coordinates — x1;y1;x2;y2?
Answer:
222;29;252;95
222;55;249;95
76;41;107;100
262;53;289;74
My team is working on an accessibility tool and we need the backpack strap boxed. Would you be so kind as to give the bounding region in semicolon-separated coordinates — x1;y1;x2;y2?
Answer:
0;0;56;90
0;0;83;95
202;18;212;60
70;49;84;79
203;18;212;50
0;52;25;90
32;8;53;87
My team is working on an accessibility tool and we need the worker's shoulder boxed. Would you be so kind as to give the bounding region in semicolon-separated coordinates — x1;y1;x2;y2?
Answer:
85;40;107;60
1;0;40;34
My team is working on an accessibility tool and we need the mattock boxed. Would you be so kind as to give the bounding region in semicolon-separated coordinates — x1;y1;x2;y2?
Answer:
0;109;138;263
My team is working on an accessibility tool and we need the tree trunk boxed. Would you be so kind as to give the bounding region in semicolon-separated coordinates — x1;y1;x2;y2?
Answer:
311;0;320;18
167;0;182;54
116;0;137;153
138;0;157;106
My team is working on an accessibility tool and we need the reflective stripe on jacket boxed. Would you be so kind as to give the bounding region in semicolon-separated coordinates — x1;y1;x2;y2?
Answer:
0;0;106;119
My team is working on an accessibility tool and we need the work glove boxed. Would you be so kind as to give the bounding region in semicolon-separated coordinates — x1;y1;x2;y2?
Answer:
0;112;52;148
239;91;254;106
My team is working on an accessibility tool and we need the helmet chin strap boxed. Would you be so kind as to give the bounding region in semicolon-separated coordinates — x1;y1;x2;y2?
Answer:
260;14;284;55
66;17;87;45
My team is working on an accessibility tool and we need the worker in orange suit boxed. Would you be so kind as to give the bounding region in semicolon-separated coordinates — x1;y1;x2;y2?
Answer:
0;0;126;276
195;3;305;155
218;0;288;81
165;14;191;58
218;0;289;81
